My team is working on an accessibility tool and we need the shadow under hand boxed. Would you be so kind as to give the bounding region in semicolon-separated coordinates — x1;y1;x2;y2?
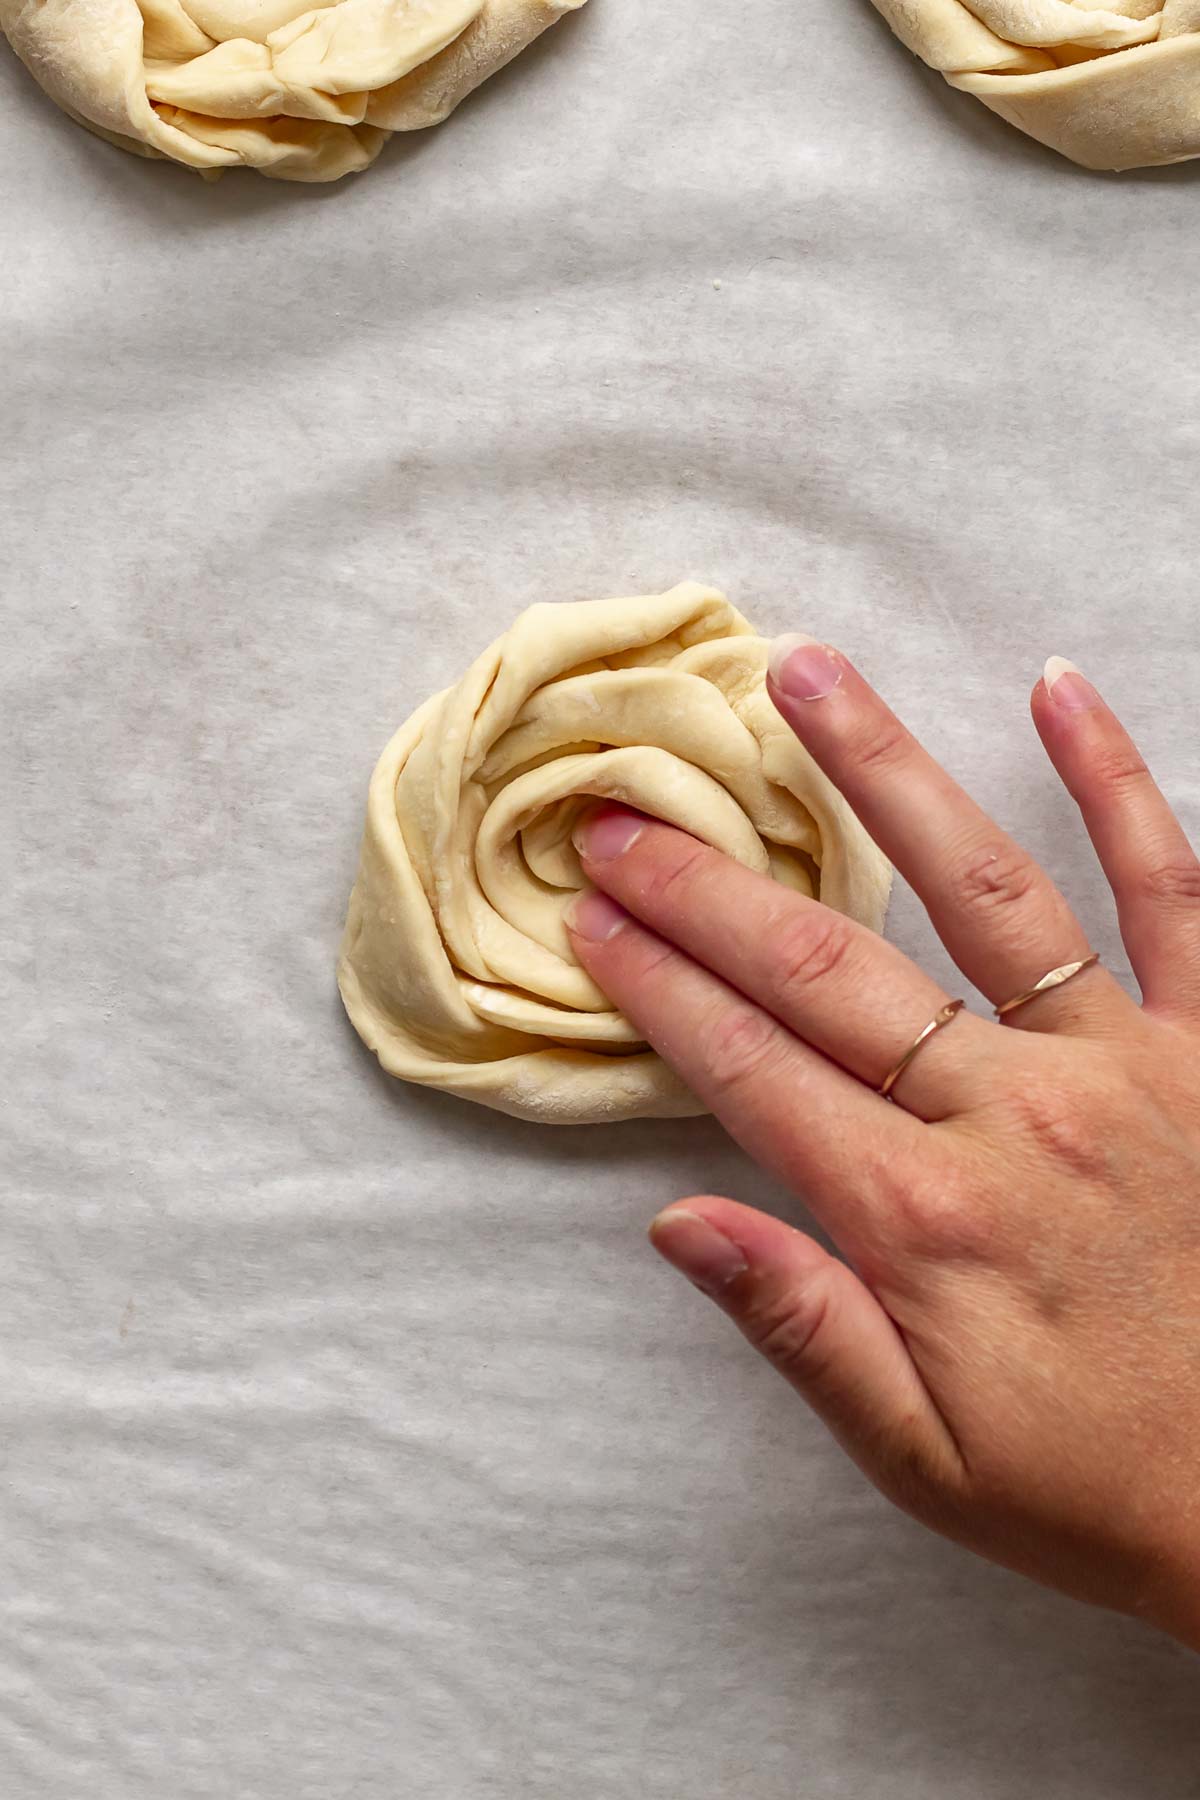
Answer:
339;995;811;1226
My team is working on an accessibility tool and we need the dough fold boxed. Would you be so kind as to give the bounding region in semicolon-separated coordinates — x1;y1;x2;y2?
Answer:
338;584;892;1126
870;0;1200;167
0;0;584;180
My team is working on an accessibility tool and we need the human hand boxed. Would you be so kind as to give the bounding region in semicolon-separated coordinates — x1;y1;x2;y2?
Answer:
566;639;1200;1649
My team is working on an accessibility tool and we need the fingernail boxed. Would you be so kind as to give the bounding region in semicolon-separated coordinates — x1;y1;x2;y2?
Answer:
566;888;629;943
573;805;644;862
649;1208;748;1296
1044;656;1100;712
767;633;843;701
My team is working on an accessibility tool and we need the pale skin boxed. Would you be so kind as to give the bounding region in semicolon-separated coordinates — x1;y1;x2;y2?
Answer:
565;637;1200;1652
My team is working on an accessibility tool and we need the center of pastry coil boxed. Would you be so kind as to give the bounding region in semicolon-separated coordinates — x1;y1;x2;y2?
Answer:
439;662;824;1046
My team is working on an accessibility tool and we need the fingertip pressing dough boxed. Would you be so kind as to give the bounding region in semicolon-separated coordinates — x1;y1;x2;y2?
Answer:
870;0;1200;169
0;0;586;181
338;584;892;1126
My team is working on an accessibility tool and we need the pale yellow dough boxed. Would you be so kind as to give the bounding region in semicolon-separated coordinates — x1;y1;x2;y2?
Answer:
338;584;892;1126
870;0;1200;167
0;0;585;180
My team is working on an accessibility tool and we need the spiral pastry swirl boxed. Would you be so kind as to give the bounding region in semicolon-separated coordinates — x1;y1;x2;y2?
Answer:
338;584;892;1125
1;0;583;181
873;0;1200;169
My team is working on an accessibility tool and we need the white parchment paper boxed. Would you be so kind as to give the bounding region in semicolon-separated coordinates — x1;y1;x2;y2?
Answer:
3;2;1199;1794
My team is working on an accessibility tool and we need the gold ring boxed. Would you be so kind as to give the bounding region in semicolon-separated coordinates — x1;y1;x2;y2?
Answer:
878;999;966;1102
994;952;1100;1019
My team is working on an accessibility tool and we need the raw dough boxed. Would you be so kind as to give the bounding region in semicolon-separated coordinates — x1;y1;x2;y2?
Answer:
870;0;1200;169
0;0;585;181
338;583;892;1126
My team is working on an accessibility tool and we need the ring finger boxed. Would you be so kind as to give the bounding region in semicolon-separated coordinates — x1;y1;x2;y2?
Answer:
766;636;1129;1034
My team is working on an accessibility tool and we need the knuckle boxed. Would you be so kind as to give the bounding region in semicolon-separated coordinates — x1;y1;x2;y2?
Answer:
948;839;1041;919
772;911;856;999
1004;1084;1109;1182
631;935;679;982
1138;858;1200;909
889;1168;993;1263
848;716;912;778
638;837;710;914
742;1280;834;1380
1091;747;1150;796
698;1004;785;1097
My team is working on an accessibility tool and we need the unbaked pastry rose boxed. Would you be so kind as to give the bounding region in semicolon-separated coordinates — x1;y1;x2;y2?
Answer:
871;0;1200;169
338;584;892;1126
0;0;584;181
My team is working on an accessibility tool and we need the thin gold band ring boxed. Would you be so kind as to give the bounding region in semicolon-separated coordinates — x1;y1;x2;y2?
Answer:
994;953;1100;1019
879;999;966;1102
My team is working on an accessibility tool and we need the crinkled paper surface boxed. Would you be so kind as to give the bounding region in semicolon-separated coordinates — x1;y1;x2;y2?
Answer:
2;0;1199;1793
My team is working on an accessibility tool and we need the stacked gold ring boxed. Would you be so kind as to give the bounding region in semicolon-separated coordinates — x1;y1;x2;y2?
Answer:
879;999;965;1102
994;954;1100;1019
